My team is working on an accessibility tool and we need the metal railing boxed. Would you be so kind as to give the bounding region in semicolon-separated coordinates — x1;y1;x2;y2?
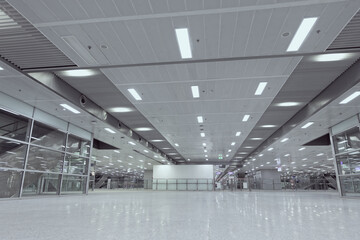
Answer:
152;178;214;191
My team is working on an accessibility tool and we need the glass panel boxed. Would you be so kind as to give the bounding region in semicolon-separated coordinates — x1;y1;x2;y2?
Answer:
31;121;66;151
26;146;64;172
0;139;27;169
0;169;22;198
22;172;60;196
63;155;87;175
66;134;90;157
0;109;30;141
61;175;85;194
333;127;360;154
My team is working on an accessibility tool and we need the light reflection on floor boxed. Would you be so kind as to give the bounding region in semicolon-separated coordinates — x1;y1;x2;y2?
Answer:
0;191;358;240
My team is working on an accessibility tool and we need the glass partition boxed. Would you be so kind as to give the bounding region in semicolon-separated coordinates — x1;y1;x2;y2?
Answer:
0;106;92;199
331;115;360;197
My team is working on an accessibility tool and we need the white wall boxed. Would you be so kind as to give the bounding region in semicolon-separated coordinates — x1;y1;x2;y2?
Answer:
153;165;214;179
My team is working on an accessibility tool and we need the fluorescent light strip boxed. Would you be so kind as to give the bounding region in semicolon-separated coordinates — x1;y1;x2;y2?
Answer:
175;28;192;59
200;132;205;137
281;138;289;143
127;88;142;101
174;143;179;147
235;132;241;137
197;116;203;123
231;142;236;146
339;91;360;104
60;104;80;114
242;115;250;122
301;122;314;129
287;17;318;52
191;86;200;98
104;128;116;134
254;82;267;95
299;147;306;151
128;141;136;146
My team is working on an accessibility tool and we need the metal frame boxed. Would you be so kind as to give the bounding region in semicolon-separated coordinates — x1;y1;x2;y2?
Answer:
0;106;92;199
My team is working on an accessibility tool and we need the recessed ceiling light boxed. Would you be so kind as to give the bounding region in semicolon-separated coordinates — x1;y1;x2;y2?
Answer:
127;88;142;101
151;140;164;142
204;150;207;153
266;162;270;164
128;155;134;158
114;150;120;153
312;53;354;62
228;149;232;152
143;150;149;153
200;132;205;137
302;158;307;161
250;138;262;140
261;125;277;128
299;147;306;151
128;141;136;146
202;143;206;146
284;154;290;157
226;154;229;157
235;132;241;137
175;28;192;59
197;116;204;123
103;156;109;159
205;155;208;157
287;17;318;52
61;69;96;77
139;160;144;162
244;146;253;149
0;66;3;70
242;114;250;122
301;122;314;129
104;128;116;134
187;159;190;161
108;107;133;113
339;91;360;104
206;159;208;161
174;143;179;147
60;104;80;114
117;160;122;162
275;102;301;107
259;154;264;157
255;82;268;95
316;153;324;156
135;127;153;131
231;142;236;146
281;138;289;143
191;86;200;98
268;147;274;151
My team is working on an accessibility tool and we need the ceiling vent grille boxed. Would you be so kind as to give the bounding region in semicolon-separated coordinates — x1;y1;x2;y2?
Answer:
328;10;360;50
0;0;76;70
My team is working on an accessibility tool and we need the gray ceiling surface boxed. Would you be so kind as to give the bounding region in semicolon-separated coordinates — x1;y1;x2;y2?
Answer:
2;0;360;172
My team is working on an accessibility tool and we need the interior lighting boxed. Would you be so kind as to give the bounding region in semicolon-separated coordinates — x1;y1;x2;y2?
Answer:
60;104;80;114
268;148;274;151
200;133;205;137
281;138;289;143
255;82;268;95
175;28;192;59
127;88;142;101
299;147;306;151
301;122;314;129
197;116;204;123
104;128;116;134
339;91;360;104
235;132;241;137
61;69;96;77
242;114;250;122
128;141;136;145
313;53;354;62
287;17;318;52
135;127;153;131
108;107;133;113
275;102;301;107
191;86;200;98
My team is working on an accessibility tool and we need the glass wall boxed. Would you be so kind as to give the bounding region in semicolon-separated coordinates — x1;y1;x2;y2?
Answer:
0;108;92;199
330;115;360;197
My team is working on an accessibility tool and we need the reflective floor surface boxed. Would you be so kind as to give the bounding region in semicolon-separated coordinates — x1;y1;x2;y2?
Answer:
0;190;359;240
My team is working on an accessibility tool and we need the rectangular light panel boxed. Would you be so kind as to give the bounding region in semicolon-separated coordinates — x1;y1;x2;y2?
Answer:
197;116;204;123
339;91;360;104
127;88;142;100
287;17;318;52
242;114;250;122
191;86;200;98
60;104;80;114
200;133;205;137
301;122;314;129
235;132;241;136
175;28;192;59
254;82;267;95
104;128;116;134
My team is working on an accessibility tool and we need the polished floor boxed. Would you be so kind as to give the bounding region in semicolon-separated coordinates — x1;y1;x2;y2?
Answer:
0;190;359;240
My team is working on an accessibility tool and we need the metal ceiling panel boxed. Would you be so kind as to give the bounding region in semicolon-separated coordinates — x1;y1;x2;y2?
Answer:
0;0;75;70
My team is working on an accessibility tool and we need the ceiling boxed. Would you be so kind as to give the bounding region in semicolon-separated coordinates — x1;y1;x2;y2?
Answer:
1;0;360;178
